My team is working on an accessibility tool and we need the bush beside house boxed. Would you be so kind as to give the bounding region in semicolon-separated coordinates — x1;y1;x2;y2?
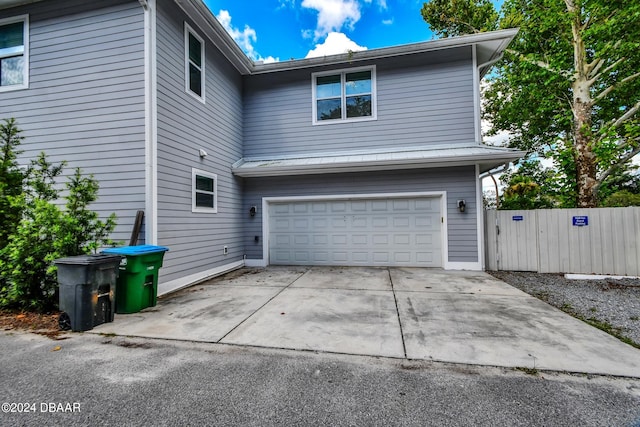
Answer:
0;119;117;312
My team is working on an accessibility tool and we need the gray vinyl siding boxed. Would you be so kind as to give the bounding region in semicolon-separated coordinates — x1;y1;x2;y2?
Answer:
243;47;475;159
243;166;478;263
0;0;146;244
155;1;244;283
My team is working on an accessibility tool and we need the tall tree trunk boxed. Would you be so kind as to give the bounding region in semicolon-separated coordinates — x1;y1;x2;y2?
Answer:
573;97;597;207
567;0;598;207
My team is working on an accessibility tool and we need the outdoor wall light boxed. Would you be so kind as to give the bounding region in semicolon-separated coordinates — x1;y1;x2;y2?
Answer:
198;149;208;158
457;200;466;213
249;206;257;217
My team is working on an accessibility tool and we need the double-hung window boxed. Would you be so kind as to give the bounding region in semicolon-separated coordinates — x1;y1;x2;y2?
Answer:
184;23;205;102
0;15;28;91
313;66;376;124
192;169;217;213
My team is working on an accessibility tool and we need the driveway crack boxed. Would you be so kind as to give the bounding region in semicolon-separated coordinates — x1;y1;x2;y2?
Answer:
217;268;309;342
389;268;407;359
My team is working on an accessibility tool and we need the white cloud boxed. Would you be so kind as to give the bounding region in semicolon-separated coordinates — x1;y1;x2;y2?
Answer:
216;10;279;63
301;0;362;39
382;18;394;25
305;31;367;58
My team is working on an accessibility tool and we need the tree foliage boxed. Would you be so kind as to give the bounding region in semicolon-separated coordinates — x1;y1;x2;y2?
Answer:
500;174;554;209
421;0;498;36
422;0;640;207
0;119;26;250
0;122;117;311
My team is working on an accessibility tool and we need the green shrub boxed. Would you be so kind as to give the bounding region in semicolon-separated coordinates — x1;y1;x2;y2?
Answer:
0;122;117;311
603;190;640;207
0;119;26;253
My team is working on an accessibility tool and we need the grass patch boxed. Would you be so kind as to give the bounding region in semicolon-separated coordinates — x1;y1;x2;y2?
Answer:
556;305;640;350
516;367;539;376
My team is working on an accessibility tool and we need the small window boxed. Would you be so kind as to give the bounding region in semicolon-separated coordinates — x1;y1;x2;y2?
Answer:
184;23;205;102
192;169;217;213
0;15;28;92
312;66;376;124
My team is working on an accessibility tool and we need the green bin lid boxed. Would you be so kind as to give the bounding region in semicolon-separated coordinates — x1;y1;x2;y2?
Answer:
102;245;169;256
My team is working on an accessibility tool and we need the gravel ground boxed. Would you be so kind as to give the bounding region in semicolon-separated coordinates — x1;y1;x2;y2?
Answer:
489;271;640;347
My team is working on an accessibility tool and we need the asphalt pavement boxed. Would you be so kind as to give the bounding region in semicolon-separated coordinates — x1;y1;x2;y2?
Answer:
1;331;639;426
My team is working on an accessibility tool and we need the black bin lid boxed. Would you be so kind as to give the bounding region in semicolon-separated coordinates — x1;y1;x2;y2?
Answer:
54;254;122;266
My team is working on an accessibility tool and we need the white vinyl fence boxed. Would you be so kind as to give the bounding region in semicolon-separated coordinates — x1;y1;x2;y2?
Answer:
484;208;640;276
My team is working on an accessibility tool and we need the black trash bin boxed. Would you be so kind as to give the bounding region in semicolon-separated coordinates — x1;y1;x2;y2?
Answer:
54;254;122;332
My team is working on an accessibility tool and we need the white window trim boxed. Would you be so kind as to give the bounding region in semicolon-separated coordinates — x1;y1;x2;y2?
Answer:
192;168;217;213
184;22;205;103
311;65;377;125
0;14;29;93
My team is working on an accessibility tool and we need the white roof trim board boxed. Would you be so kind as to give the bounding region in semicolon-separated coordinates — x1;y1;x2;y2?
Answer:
0;1;518;77
232;145;526;177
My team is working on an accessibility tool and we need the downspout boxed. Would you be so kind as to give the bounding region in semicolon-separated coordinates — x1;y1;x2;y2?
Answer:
479;163;509;209
474;51;504;144
473;49;505;270
141;0;158;244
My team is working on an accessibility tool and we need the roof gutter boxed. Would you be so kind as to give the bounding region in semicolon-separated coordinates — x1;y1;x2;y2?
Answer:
252;28;519;75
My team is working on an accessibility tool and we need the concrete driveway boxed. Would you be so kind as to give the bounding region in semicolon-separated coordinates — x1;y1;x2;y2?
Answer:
93;266;640;377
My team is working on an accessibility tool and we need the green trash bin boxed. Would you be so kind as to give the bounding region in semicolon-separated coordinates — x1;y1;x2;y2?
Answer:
102;245;169;314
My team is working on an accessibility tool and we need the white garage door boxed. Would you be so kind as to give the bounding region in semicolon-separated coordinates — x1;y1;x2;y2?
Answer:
268;197;442;267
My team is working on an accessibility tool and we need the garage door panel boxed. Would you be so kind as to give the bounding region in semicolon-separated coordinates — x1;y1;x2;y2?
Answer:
372;217;388;228
394;252;411;263
331;202;347;212
352;234;368;245
353;252;368;262
394;235;410;245
394;217;410;227
269;197;442;267
416;252;436;263
352;217;368;228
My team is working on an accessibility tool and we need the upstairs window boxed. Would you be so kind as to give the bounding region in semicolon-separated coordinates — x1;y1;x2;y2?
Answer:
312;66;376;124
184;23;205;102
192;169;217;213
0;15;28;91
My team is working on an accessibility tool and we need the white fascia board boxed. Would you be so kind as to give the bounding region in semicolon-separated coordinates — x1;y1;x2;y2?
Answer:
172;1;516;77
252;29;519;75
233;151;526;178
176;0;253;75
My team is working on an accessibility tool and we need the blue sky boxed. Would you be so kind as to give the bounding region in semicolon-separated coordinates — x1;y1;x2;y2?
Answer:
203;0;502;62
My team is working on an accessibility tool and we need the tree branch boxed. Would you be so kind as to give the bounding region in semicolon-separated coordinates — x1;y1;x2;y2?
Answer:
587;58;604;77
593;72;640;104
505;49;572;78
611;99;640;129
595;144;640;192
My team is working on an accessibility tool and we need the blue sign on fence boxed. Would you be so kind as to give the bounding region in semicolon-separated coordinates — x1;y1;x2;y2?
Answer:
572;216;589;226
512;215;524;221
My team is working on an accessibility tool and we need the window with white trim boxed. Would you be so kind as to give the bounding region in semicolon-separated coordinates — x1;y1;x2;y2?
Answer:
312;66;376;124
0;15;28;91
184;23;205;102
192;169;217;213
